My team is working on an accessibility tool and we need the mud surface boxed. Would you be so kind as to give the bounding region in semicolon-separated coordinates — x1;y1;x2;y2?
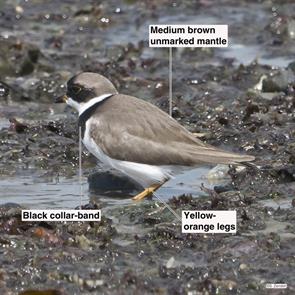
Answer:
0;0;295;294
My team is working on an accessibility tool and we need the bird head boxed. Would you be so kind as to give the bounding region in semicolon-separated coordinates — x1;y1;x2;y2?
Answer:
55;72;118;112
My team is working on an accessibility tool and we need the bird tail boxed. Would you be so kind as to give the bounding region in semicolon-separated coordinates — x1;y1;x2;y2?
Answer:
186;146;255;166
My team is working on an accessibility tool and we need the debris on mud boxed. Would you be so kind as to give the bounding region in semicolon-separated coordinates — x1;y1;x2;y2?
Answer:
0;0;294;294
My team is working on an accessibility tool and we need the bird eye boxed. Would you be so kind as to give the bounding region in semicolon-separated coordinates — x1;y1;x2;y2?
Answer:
71;85;82;94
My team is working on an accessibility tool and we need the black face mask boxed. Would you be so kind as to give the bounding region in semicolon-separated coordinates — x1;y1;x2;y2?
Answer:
66;84;95;103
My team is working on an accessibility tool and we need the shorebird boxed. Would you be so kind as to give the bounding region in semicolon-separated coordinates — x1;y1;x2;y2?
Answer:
56;72;255;200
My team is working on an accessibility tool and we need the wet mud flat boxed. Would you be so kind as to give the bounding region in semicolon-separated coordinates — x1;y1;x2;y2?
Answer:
1;0;295;294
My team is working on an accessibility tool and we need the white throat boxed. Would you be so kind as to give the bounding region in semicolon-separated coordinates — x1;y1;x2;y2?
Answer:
67;93;113;116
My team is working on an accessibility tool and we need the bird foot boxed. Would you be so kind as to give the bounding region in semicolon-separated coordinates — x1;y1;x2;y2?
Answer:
132;183;162;201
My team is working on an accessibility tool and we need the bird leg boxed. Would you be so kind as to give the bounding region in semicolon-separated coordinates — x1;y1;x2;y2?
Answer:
132;182;164;201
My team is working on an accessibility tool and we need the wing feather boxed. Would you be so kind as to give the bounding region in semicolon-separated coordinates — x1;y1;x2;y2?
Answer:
89;94;254;166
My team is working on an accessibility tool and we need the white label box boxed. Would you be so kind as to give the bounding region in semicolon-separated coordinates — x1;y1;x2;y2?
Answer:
182;210;236;233
265;283;287;289
22;209;101;222
149;24;228;48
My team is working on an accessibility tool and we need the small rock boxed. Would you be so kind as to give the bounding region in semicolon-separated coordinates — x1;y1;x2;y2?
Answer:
9;118;28;133
262;69;295;93
166;256;176;269
206;164;231;180
239;263;248;271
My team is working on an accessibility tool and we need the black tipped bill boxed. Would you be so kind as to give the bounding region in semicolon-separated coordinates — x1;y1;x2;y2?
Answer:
55;94;68;103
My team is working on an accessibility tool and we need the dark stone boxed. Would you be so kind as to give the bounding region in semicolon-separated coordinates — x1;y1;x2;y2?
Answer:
88;170;142;196
214;183;236;193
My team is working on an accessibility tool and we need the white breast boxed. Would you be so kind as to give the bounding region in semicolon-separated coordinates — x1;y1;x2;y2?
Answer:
83;118;172;187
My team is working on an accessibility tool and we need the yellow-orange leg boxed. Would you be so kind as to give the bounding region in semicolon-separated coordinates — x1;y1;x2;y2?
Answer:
132;182;165;201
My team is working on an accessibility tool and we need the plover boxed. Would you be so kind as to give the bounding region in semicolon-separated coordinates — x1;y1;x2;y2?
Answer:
56;72;255;200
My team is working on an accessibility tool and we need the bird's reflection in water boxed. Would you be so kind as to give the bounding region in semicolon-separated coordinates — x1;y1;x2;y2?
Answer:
88;166;230;206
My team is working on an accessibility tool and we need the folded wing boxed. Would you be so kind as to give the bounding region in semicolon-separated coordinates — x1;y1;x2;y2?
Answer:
89;94;255;166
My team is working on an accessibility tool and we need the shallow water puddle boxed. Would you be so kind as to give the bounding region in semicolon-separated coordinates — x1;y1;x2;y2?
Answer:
221;44;294;67
0;175;87;209
258;198;293;210
157;166;227;201
0;118;10;130
0;167;226;209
